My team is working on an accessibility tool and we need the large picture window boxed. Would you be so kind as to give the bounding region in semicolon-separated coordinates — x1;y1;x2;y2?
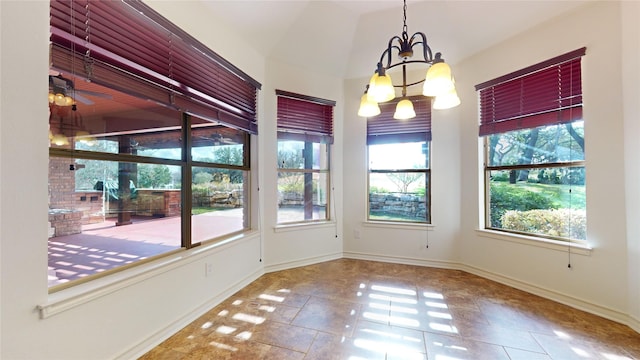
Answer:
48;0;259;290
367;96;431;223
476;48;586;241
276;91;335;224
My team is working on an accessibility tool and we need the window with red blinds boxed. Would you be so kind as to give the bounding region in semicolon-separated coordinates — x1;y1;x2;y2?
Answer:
50;0;261;134
367;96;432;145
276;90;335;144
475;47;586;136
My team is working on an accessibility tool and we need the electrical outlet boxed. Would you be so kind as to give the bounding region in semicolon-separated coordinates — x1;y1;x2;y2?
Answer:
354;229;361;239
205;262;213;277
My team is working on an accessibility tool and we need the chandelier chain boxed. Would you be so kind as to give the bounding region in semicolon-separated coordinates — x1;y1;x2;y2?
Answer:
402;0;408;34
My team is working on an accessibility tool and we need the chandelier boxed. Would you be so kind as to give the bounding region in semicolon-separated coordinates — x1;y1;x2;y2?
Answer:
358;0;460;119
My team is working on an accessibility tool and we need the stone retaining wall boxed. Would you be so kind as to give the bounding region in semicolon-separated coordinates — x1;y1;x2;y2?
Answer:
369;192;426;219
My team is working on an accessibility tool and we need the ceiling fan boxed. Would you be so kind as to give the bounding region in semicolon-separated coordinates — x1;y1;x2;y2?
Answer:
210;133;237;145
48;74;112;106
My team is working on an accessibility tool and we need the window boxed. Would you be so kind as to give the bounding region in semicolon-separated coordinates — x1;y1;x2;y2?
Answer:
48;0;260;290
476;48;586;241
276;90;335;224
367;96;431;223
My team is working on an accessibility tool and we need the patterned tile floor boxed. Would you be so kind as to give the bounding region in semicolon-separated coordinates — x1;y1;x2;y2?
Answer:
140;259;640;359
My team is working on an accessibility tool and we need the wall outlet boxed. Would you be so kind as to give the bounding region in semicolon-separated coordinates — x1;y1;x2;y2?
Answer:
205;262;213;277
354;229;361;239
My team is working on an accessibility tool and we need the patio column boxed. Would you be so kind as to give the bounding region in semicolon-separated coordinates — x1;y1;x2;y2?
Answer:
116;135;137;226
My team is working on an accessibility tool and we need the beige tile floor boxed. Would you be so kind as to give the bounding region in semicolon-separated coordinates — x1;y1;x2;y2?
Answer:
140;259;640;359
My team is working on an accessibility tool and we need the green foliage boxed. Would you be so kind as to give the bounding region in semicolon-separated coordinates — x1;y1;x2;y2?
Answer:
501;209;586;240
369;186;390;194
278;148;304;169
489;182;557;228
194;172;213;185
212;146;243;166
137;163;172;188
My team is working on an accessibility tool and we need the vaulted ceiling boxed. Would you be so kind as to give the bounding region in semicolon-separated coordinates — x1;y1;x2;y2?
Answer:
199;0;593;79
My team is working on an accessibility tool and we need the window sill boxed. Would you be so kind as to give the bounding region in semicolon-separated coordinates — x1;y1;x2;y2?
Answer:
274;221;336;233
38;231;260;319
475;229;592;255
363;220;434;231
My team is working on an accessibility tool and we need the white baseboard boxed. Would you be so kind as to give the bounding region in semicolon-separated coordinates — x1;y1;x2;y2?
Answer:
629;314;640;334
115;267;264;360
461;263;639;332
264;252;343;273
342;251;462;270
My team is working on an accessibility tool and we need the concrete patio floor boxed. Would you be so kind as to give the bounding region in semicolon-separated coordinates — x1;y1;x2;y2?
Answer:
48;209;243;286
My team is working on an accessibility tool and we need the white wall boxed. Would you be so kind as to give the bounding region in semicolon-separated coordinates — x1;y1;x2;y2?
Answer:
1;1;638;359
621;0;640;330
0;2;268;359
457;1;637;327
261;58;345;271
0;1;347;358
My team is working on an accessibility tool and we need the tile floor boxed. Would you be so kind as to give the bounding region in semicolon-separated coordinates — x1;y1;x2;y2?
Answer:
140;259;640;359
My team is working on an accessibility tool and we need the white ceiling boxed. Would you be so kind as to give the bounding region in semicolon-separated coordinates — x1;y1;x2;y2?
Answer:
199;0;593;79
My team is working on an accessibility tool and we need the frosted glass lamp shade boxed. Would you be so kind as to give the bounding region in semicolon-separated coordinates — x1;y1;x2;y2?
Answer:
433;87;461;110
358;94;381;117
393;98;416;120
423;62;455;97
367;73;395;103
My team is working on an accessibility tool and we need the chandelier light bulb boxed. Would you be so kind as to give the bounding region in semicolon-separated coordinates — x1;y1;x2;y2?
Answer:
368;72;395;103
423;62;455;97
63;95;74;106
358;93;381;117
393;98;416;120
51;133;69;146
433;87;461;110
54;93;66;106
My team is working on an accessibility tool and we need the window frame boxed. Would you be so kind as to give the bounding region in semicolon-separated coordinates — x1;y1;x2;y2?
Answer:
275;90;335;225
48;111;253;291
477;49;587;242
47;0;259;291
366;96;432;224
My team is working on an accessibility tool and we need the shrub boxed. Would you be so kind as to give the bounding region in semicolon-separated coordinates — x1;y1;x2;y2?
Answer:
501;208;586;240
489;183;556;227
370;186;390;194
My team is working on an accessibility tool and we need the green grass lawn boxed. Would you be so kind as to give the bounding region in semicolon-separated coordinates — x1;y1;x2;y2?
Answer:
510;182;586;209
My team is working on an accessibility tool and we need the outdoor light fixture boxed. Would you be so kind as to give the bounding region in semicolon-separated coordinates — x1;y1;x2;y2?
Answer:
49;75;75;107
358;0;460;120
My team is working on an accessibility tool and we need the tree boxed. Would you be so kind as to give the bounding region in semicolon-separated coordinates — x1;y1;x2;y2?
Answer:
516;128;539;182
277;147;305;193
387;172;423;193
138;164;172;188
211;146;244;183
194;172;213;184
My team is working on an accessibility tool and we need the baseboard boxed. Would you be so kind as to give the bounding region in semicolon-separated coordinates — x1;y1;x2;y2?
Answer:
342;251;462;270
264;252;343;273
460;263;634;326
629;314;640;334
114;267;264;360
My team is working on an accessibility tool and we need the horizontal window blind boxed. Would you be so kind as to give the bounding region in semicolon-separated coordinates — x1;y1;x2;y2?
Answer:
50;0;260;134
476;48;585;136
367;96;432;145
276;90;335;144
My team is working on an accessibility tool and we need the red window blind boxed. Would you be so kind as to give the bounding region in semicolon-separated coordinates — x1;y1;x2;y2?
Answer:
367;96;432;145
475;48;586;136
276;90;335;144
50;0;260;134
